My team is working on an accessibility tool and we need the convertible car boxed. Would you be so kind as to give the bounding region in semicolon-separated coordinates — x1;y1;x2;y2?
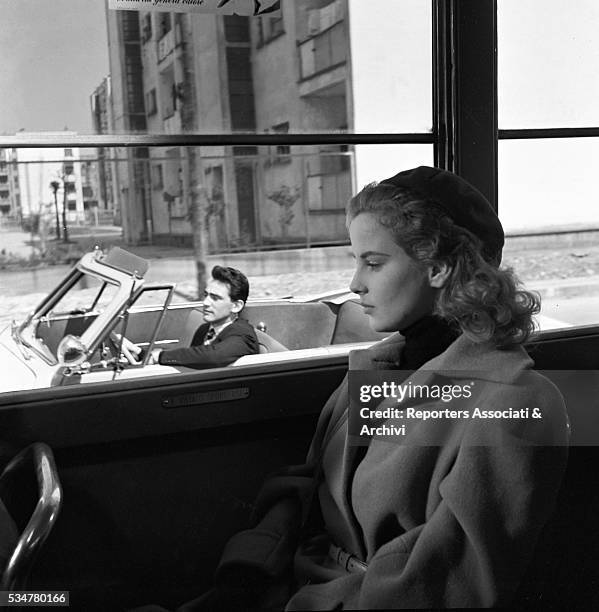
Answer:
0;247;387;393
0;248;598;610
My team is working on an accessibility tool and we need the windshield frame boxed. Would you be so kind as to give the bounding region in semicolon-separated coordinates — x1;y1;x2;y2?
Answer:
16;251;145;366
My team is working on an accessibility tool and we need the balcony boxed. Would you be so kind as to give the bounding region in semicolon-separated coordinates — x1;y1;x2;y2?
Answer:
157;30;175;63
298;21;347;97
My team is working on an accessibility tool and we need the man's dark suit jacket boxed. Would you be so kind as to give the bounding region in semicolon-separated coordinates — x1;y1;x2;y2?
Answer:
158;318;259;370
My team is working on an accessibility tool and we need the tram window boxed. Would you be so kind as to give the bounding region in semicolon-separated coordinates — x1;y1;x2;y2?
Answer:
499;138;599;331
2;0;599;396
498;0;599;331
499;139;599;233
498;0;599;129
0;143;433;394
0;0;432;136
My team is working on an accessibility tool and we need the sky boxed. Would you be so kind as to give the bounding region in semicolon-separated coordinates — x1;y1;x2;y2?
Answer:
498;0;599;129
0;0;109;134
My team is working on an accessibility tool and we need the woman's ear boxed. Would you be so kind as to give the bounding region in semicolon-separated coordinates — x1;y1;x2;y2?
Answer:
428;262;452;288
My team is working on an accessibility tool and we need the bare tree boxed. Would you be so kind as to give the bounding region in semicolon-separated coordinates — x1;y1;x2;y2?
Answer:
61;173;70;243
179;14;208;299
188;155;209;299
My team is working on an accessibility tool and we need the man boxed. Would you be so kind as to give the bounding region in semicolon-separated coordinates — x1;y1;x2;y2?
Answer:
127;266;259;370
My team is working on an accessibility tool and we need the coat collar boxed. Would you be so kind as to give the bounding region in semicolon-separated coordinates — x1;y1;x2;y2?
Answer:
350;332;533;384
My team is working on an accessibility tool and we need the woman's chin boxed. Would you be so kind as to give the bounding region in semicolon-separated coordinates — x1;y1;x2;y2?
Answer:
369;319;389;333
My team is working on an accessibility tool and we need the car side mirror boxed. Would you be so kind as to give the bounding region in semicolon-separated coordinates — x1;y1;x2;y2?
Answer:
57;335;88;368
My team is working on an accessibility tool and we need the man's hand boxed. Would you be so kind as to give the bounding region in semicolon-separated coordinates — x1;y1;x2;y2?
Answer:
110;332;142;364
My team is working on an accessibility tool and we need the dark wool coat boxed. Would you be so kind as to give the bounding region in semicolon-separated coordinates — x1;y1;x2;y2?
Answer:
158;318;258;369
217;333;569;609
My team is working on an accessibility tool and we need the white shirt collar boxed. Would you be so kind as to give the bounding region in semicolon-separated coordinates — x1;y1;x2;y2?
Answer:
204;317;237;344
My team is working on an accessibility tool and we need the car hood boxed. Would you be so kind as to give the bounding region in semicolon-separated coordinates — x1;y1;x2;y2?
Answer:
0;328;38;392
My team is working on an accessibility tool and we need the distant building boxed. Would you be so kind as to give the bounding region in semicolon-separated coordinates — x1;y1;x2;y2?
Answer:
79;150;103;225
0;148;21;221
16;135;86;225
90;76;120;224
105;6;150;243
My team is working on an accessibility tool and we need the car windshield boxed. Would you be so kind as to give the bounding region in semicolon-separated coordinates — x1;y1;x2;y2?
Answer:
47;275;120;317
17;270;121;364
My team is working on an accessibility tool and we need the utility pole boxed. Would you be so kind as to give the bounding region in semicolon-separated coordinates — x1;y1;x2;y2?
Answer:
61;174;69;243
50;180;61;240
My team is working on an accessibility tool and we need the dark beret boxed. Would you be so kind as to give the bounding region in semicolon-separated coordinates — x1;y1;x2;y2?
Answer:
380;166;504;266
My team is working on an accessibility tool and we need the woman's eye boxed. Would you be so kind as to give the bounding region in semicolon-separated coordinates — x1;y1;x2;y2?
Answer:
366;261;381;269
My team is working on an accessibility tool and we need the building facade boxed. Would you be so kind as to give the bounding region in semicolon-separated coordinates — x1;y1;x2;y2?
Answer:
102;0;416;248
90;76;120;224
0;148;20;221
105;5;150;244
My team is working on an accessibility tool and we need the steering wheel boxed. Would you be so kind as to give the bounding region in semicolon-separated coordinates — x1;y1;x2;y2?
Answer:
108;331;142;365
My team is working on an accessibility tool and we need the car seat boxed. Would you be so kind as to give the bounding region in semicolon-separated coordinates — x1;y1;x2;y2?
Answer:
255;328;288;353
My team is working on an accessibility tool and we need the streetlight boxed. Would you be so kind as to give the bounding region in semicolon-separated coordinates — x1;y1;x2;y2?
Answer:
50;181;61;240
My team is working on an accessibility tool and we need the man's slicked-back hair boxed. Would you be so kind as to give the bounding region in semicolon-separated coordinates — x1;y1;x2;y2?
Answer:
211;265;250;303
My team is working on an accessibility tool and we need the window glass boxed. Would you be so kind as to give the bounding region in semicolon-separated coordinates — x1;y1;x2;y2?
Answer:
0;143;432;394
498;0;599;128
499;138;599;331
346;0;431;133
499;139;599;232
0;0;109;135
49;276;120;318
0;0;432;136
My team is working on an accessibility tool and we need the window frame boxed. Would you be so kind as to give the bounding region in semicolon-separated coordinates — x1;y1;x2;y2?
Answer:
0;0;597;346
256;14;285;47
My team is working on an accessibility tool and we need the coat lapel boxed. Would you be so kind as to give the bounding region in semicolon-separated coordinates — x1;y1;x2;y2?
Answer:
333;335;406;558
332;333;533;560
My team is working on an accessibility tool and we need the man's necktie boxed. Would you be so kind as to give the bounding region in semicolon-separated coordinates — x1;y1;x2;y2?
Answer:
204;327;216;345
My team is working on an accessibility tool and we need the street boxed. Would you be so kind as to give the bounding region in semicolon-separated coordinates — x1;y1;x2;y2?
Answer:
2;225;599;332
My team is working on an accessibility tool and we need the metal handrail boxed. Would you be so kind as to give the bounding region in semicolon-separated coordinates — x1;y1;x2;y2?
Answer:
0;443;62;591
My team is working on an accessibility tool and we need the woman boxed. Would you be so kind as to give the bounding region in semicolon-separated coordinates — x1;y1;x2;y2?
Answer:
187;166;570;610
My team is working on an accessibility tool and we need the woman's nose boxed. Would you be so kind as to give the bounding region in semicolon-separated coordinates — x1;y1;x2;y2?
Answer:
350;270;365;295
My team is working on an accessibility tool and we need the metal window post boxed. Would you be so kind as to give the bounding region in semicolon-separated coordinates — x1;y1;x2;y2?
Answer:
433;0;498;212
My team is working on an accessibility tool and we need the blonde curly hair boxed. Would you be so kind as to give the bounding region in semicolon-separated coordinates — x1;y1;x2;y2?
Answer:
347;182;540;347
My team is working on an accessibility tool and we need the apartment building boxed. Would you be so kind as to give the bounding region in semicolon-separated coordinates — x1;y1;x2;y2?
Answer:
16;136;86;225
252;0;351;245
103;0;425;247
105;6;150;243
0;148;20;221
90;76;120;224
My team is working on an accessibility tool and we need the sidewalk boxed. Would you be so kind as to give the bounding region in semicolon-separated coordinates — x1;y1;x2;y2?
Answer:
0;225;196;262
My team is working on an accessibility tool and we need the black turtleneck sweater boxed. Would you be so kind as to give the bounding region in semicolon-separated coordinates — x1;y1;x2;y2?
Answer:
398;314;461;370
348;315;461;485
